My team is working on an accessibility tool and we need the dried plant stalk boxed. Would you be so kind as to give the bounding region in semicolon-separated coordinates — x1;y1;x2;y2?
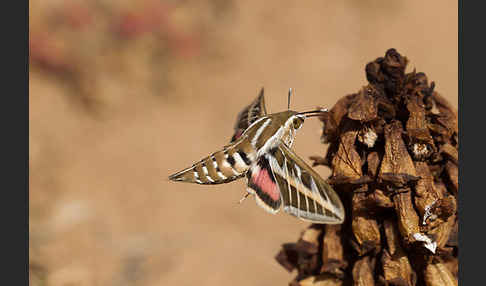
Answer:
276;49;458;286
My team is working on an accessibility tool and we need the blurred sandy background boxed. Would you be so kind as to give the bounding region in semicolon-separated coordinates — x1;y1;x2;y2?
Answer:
29;0;458;285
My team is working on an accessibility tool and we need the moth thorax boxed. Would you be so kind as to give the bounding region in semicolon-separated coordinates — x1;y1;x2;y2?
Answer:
256;114;302;156
253;124;285;157
282;115;303;147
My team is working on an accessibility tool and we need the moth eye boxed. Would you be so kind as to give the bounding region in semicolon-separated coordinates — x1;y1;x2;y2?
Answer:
293;118;304;129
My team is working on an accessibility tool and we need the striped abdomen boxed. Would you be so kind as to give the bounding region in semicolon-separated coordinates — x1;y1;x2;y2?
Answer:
169;138;257;185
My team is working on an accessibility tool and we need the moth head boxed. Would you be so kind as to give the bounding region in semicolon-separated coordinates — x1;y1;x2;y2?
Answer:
278;111;304;131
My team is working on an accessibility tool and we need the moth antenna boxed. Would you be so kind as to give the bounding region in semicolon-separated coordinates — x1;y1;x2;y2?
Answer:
288;88;292;110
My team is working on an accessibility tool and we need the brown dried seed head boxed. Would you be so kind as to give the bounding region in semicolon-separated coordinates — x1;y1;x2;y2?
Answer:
277;49;458;286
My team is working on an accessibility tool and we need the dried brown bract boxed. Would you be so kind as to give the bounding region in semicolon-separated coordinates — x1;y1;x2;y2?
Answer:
276;49;458;286
321;225;347;277
352;256;375;286
351;191;381;255
424;259;458;286
330;119;363;183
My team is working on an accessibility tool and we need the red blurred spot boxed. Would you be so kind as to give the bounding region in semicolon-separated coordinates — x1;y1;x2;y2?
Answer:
117;12;148;37
113;1;201;58
116;2;171;38
168;33;201;58
61;2;93;30
29;33;74;74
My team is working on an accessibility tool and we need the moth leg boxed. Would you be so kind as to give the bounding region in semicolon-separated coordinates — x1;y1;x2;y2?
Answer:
238;190;253;204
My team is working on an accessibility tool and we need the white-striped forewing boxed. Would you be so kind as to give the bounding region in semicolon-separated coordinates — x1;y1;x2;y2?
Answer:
270;144;345;223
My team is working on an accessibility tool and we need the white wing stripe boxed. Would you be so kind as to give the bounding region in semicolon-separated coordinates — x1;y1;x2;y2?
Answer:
284;157;293;207
292;167;301;217
251;118;272;148
202;165;215;183
309;177;320;212
211;155;227;180
216;171;226;180
293;164;309;212
232;152;248;169
193;170;203;184
266;153;286;177
223;153;240;176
